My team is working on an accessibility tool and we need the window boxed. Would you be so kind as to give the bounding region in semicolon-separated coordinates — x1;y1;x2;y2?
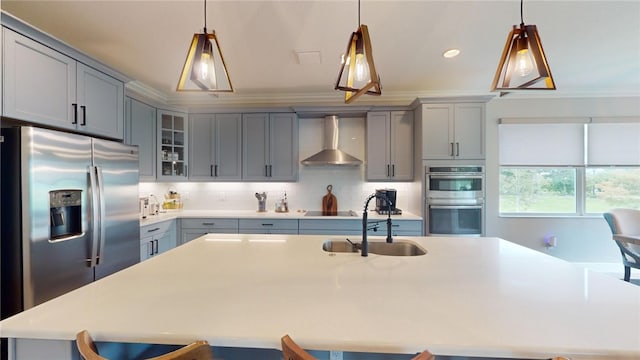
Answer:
499;117;640;215
585;167;640;213
500;167;576;214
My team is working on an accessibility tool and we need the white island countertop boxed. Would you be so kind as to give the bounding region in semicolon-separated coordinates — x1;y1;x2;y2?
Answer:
1;234;639;359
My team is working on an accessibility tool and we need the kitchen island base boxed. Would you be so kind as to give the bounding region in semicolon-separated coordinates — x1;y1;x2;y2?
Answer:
6;338;578;360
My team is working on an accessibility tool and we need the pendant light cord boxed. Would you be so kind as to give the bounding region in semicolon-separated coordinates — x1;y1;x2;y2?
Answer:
358;0;361;26
203;0;207;33
520;0;524;25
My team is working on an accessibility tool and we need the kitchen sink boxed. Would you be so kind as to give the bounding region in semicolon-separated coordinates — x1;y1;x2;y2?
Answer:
322;238;426;256
322;240;359;253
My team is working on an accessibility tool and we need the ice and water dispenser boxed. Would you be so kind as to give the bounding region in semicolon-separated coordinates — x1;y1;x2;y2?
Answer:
49;190;82;240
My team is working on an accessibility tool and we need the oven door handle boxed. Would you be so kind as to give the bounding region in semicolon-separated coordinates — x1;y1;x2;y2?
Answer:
428;197;484;206
429;205;483;209
428;174;484;180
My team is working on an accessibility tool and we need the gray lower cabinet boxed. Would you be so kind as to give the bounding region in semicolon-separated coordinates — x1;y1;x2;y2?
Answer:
242;113;298;181
299;218;422;236
367;219;423;236
140;220;176;261
177;217;422;242
180;218;239;244
189;113;242;181
238;219;299;234
3;28;124;140
126;97;156;180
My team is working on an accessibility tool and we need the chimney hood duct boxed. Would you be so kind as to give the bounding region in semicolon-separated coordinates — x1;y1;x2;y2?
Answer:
301;115;362;166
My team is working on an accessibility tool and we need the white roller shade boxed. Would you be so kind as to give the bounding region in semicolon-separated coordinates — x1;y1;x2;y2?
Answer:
499;123;584;166
588;122;640;165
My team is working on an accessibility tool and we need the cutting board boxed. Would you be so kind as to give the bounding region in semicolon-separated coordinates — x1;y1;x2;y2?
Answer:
322;185;338;216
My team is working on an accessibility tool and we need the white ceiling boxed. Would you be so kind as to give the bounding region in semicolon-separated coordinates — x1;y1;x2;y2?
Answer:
2;0;640;108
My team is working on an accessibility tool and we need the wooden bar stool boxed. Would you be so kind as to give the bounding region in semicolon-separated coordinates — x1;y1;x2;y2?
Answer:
76;330;213;360
281;334;434;360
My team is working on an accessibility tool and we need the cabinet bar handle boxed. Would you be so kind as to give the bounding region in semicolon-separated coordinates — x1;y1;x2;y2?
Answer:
147;227;161;233
80;105;87;126
387;164;390;177
261;223;274;226
202;222;215;226
148;241;154;256
456;142;460;157
392;164;395;177
269;165;273;177
210;165;214;177
450;142;454;156
72;104;78;124
265;165;269;177
215;165;218;177
153;239;159;255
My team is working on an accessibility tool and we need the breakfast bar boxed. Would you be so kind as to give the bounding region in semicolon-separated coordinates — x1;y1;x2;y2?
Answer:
1;234;639;360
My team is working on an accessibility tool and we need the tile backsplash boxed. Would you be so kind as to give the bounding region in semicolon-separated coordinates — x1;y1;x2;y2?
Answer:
140;116;415;213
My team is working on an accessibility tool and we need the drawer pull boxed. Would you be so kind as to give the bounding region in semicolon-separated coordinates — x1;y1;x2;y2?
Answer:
202;222;215;226
261;223;274;226
147;227;161;233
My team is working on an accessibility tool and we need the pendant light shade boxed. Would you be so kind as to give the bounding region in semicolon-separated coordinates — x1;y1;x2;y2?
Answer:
491;1;555;92
177;1;233;92
335;1;381;104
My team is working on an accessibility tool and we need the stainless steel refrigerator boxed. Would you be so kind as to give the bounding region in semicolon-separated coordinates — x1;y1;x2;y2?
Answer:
1;126;140;319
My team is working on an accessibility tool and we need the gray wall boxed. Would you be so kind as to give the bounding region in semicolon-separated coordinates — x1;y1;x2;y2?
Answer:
484;96;640;263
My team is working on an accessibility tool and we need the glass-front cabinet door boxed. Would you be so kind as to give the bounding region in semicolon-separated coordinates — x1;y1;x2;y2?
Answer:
158;110;188;180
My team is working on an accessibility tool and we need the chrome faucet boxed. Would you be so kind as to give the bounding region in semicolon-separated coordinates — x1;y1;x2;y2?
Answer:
361;193;394;257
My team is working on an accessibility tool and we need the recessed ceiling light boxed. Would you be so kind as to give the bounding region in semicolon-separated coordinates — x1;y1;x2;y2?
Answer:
442;49;460;58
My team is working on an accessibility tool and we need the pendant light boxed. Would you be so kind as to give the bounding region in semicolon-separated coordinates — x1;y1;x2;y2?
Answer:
491;0;555;93
335;0;381;104
177;0;233;92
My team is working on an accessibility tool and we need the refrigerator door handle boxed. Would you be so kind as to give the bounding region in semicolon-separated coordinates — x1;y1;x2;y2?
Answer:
88;165;100;268
95;166;107;265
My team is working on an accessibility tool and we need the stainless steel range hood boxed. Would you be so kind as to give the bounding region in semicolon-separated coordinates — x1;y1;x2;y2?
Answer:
301;115;362;166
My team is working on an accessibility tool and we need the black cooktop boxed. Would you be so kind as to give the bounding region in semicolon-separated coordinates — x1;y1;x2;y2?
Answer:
304;210;357;217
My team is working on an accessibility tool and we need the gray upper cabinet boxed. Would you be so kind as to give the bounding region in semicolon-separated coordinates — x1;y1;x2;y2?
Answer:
126;97;156;180
75;63;124;139
421;103;485;160
366;111;414;181
2;28;124;140
242;113;298;181
157;110;188;181
189;113;242;181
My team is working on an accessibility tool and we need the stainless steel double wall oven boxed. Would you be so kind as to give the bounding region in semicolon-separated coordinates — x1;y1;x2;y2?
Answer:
425;165;485;236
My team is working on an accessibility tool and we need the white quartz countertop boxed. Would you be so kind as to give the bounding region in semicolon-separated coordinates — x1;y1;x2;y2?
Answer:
1;234;639;359
139;209;422;226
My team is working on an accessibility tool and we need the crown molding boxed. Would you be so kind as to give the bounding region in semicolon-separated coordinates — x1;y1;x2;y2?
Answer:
125;79;640;111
